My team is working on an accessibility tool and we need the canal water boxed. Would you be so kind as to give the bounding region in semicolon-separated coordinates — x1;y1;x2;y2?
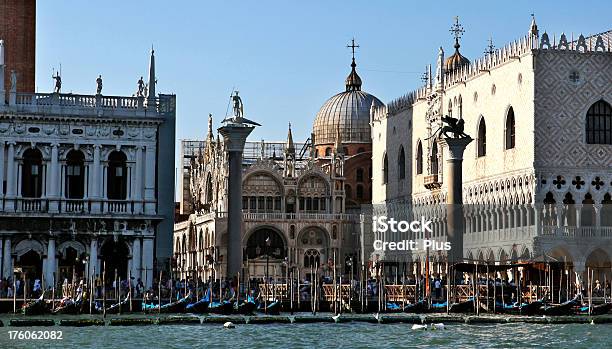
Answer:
0;319;610;348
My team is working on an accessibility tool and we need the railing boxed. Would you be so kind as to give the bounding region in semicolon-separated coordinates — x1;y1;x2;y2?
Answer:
423;174;442;189
19;198;47;212
62;199;87;213
542;225;612;238
105;200;131;214
3;92;159;117
243;212;359;221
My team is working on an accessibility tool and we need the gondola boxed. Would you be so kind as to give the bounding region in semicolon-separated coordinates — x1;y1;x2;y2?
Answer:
449;297;475;313
540;295;580;316
496;300;543;315
403;300;428;313
106;293;131;314
577;302;612;316
235;296;257;315
209;300;234;315
143;294;191;314
429;301;448;312
52;298;81;315
384;302;403;313
186;291;211;314
22;294;49;315
257;300;281;315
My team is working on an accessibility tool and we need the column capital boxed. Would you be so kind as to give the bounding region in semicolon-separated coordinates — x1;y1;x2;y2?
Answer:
50;142;60;148
7;141;16;146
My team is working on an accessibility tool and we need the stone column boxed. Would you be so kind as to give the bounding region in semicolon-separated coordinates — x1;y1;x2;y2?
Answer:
5;142;15;211
2;238;11;280
89;238;98;277
45;238;56;284
132;146;143;214
438;136;472;264
142;237;154;289
131;237;142;282
0;142;4;200
48;143;60;212
218;123;255;280
144;145;156;214
0;239;3;279
91;145;102;213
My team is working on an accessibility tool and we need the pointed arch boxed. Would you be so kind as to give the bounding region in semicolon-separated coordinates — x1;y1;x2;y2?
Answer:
477;117;487;157
585;99;612;144
382;152;388;184
397;145;406;180
415;140;423;175
505;106;516;149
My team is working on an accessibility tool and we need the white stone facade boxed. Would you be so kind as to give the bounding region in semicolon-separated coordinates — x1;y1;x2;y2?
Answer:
371;22;612;279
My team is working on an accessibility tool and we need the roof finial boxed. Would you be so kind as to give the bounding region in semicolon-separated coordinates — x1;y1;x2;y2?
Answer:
450;16;465;51
286;122;295;154
345;38;362;91
484;36;495;56
529;13;539;38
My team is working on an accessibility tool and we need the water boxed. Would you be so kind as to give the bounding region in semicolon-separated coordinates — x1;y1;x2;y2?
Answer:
0;318;610;348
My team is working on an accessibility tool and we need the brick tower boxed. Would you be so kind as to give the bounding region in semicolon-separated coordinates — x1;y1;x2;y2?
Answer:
0;0;36;93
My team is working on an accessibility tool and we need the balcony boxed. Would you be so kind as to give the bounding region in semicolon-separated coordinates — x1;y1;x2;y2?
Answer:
542;226;612;238
18;198;48;212
1;198;150;216
423;174;442;189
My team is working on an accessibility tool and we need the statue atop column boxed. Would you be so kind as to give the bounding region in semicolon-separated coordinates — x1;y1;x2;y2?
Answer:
438;115;470;139
137;76;145;96
52;71;62;93
232;91;244;119
96;75;103;95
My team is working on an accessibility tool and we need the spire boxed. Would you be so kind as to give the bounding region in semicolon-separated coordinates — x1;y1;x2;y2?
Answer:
285;122;295;154
435;47;445;90
529;14;539;38
147;46;156;100
334;124;343;154
345;38;362;91
207;114;214;141
449;16;465;53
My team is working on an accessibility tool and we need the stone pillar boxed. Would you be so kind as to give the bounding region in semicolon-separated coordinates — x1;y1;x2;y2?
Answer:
142;237;154;289
438;136;472;264
45;238;56;284
131;237;142;282
144;145;156;214
0;239;3;279
48;143;60;212
218;123;255;280
2;238;11;279
575;204;582;228
89;238;98;277
132;146;143;214
0;142;4;200
5;142;15;211
91;145;101;213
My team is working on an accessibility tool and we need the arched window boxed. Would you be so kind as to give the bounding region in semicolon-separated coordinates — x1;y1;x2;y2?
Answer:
245;228;285;259
382;153;388;184
107;151;127;200
458;95;463;118
416;141;423;175
430;142;438;175
304;249;320;268
505;107;516;149
22;148;43;198
447;100;453;117
356;168;364;183
477;117;487;157
356;184;364;199
398;146;405;180
205;174;213;203
65;150;85;199
586;100;612;144
345;184;352;199
325;147;332;156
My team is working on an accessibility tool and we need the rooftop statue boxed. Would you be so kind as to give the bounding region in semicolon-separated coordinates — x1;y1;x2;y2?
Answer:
222;91;261;126
96;75;103;95
10;70;17;92
137;76;145;97
52;71;62;93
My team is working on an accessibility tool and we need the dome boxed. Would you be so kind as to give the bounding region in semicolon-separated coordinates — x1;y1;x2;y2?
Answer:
313;58;383;145
445;42;470;71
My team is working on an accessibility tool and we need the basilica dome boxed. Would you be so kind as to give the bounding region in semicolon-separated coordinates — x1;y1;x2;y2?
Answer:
313;58;383;145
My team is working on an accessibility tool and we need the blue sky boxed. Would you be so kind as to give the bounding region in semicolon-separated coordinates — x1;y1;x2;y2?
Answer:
36;0;611;165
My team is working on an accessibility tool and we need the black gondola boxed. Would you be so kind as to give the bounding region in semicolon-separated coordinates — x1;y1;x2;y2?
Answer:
496;300;544;315
403;300;429;313
540;295;580;316
52;298;81;315
449;297;476;313
209;300;234;315
235;296;257;315
106;294;131;314
578;302;612;316
144;294;191;314
22;294;49;315
257;300;280;315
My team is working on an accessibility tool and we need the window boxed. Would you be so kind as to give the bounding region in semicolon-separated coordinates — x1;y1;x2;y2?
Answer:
22;148;43;198
586;100;612;144
505;107;516;149
416;141;423;175
430;143;438;175
447;100;453;117
356;168;364;183
382;153;388;184
477;118;487;157
398;146;405;180
458;95;463;118
65;150;85;199
356;185;364;199
325;147;332;156
107;151;127;200
345;184;352;199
